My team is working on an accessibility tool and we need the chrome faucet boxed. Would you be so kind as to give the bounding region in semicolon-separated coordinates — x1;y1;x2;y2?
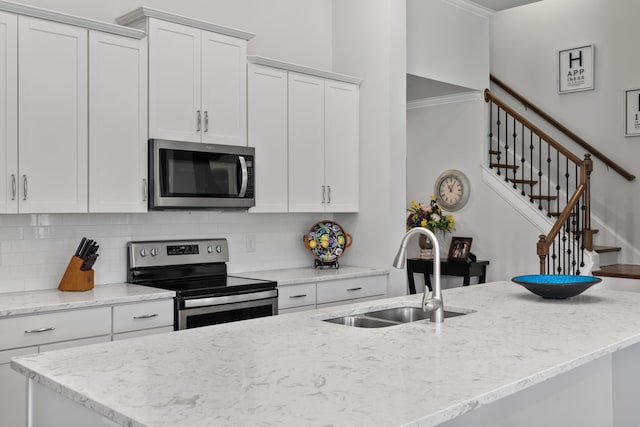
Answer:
393;227;444;323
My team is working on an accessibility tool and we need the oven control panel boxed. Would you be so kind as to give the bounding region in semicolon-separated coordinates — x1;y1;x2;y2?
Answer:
128;239;229;268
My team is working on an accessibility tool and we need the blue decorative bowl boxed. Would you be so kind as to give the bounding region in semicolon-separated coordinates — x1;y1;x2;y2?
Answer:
512;274;602;299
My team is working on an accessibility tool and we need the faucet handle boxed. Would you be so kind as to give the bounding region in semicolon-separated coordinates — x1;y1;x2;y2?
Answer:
423;297;442;313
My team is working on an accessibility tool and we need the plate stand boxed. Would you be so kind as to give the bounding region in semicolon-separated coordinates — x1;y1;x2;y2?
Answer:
315;260;339;269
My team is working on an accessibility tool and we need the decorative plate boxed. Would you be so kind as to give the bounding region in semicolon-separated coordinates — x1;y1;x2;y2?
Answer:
303;221;352;264
512;274;602;299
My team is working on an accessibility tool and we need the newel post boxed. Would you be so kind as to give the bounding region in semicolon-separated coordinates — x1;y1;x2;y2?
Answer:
537;235;548;274
582;154;594;251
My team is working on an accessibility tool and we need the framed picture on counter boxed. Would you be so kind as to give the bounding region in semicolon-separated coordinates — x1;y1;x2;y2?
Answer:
448;237;473;262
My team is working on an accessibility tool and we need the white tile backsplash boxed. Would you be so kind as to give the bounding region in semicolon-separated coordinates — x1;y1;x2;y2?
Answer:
0;212;333;293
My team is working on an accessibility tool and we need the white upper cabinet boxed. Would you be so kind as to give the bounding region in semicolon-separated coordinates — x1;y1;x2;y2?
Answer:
147;17;248;145
247;57;362;213
18;17;88;213
248;63;288;213
89;31;148;213
324;80;360;212
0;11;17;214
288;72;326;212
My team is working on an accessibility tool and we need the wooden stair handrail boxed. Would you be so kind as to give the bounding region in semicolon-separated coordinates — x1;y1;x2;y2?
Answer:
484;89;582;165
490;74;635;182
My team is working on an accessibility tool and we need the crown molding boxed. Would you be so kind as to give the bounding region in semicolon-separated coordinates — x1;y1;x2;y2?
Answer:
116;7;255;40
0;0;145;39
439;0;495;18
407;91;481;110
248;56;363;85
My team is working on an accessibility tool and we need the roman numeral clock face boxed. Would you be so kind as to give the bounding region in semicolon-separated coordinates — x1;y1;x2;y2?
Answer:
434;169;470;212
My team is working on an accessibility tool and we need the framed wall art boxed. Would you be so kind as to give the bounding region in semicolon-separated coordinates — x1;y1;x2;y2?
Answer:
625;88;640;136
558;44;594;94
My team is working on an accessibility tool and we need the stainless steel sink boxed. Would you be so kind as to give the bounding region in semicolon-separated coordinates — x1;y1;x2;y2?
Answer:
323;306;469;328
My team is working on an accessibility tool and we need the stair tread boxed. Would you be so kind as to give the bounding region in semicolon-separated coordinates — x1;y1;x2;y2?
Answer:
490;163;520;170
509;178;538;184
549;212;577;217
593;264;640;279
593;245;622;253
529;194;558;200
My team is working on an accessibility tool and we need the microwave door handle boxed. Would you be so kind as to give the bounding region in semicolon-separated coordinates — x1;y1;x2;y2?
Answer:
238;156;248;197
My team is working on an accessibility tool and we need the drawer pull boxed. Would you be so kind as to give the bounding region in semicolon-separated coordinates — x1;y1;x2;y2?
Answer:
133;313;158;320
347;287;363;292
25;327;56;334
289;294;308;299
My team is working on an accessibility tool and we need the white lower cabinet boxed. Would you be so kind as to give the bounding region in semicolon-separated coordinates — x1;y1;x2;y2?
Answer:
1;298;173;427
278;275;387;314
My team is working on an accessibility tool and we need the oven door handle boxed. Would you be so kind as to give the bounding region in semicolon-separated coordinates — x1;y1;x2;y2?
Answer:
238;156;248;198
183;289;277;309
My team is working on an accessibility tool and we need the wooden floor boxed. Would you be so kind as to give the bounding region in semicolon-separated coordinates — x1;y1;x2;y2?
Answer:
593;264;640;279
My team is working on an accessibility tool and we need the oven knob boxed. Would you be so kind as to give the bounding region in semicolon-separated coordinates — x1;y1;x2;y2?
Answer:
140;249;149;257
207;245;214;253
215;245;223;253
150;248;158;257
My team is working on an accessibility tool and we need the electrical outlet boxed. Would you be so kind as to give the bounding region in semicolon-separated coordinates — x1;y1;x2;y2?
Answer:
245;234;256;253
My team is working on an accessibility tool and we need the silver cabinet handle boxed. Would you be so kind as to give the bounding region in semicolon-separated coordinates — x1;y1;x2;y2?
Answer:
10;174;16;200
327;185;332;204
204;111;209;133
133;313;158;320
142;178;148;201
347;287;363;292
289;294;308;299
22;174;27;200
321;185;326;203
25;326;56;334
196;110;201;132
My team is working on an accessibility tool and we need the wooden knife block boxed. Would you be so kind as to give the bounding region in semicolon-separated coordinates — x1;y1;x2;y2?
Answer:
58;256;94;292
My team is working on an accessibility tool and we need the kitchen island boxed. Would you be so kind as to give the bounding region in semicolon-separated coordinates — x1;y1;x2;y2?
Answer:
12;281;640;426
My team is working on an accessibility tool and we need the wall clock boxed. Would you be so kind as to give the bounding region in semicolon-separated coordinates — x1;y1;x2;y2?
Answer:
434;169;470;212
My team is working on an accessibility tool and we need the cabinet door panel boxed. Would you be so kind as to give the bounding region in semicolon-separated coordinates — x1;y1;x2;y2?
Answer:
0;12;17;213
0;346;37;427
18;17;88;213
288;72;325;212
324;81;359;212
316;276;387;305
148;18;201;142
89;31;148;212
201;30;247;146
248;64;288;212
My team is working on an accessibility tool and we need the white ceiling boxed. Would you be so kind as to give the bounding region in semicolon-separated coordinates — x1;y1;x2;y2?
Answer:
470;0;543;12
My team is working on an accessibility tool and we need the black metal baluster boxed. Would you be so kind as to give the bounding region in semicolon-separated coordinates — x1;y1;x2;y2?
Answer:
489;102;494;166
512;117;517;188
504;111;509;181
520;123;525;195
495;106;502;176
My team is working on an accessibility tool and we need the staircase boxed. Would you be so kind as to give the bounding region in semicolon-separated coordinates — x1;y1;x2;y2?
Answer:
485;75;638;280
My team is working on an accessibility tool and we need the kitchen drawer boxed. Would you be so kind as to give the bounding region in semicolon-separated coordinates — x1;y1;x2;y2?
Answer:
0;307;110;351
278;283;316;310
316;275;386;305
112;299;173;334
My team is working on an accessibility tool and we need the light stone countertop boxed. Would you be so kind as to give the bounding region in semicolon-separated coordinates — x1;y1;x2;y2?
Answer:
0;284;175;317
236;265;389;286
12;281;640;426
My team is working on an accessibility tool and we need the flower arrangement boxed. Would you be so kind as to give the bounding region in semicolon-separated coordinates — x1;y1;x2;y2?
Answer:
406;197;455;233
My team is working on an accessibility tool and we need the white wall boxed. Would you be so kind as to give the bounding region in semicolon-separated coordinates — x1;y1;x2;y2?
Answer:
490;0;640;261
407;0;490;91
0;0;347;293
406;95;541;284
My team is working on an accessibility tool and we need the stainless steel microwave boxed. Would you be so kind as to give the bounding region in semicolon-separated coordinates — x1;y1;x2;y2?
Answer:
149;139;255;210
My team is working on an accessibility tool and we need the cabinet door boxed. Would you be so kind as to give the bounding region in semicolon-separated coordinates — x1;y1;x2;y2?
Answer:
0;346;37;427
89;31;148;212
248;64;288;212
324;81;359;212
0;12;17;214
201;30;247;146
18;17;88;213
148;18;201;142
288;72;325;212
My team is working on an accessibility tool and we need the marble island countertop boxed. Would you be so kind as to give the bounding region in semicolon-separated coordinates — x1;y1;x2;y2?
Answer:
0;284;175;317
12;281;640;426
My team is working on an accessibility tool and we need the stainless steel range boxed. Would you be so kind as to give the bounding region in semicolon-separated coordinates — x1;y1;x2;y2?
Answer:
127;238;277;330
